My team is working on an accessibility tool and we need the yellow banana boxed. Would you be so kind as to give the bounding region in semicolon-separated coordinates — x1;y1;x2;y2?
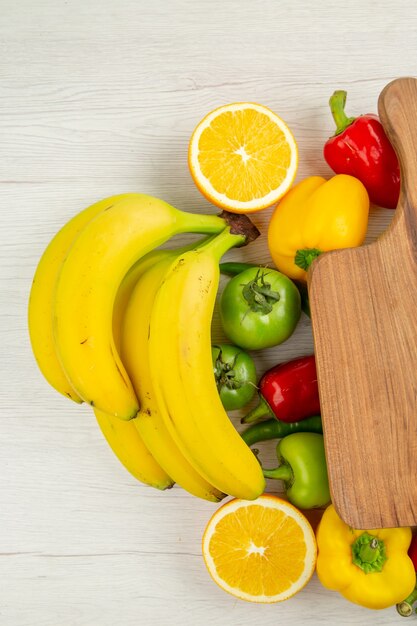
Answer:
28;194;130;402
30;207;174;490
113;235;213;346
148;229;266;500
97;238;218;494
112;247;175;348
95;409;173;489
94;247;176;490
53;194;225;419
121;253;224;502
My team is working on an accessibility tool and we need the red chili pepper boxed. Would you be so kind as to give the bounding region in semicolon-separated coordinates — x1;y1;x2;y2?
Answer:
323;90;400;209
409;534;417;571
241;355;320;424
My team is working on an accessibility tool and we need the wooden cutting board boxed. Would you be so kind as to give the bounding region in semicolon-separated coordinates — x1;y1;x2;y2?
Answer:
308;77;417;529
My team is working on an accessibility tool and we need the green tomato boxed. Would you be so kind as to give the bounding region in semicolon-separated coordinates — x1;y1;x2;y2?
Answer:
219;267;301;350
212;344;257;411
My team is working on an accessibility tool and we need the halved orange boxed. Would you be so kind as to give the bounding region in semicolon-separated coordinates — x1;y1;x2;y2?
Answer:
202;495;317;603
189;103;298;213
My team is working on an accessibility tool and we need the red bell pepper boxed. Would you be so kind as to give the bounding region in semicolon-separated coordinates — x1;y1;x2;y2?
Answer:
323;90;400;209
241;355;320;424
409;534;417;571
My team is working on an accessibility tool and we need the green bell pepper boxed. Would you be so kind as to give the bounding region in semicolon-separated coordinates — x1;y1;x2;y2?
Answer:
263;432;330;509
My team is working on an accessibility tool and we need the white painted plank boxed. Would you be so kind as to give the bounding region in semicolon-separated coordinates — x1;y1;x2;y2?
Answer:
1;0;413;624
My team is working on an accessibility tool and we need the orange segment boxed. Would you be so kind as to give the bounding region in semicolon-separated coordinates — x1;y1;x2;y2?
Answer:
189;103;298;213
202;495;317;603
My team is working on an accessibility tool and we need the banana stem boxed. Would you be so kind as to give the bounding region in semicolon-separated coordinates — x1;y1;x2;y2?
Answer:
175;210;260;251
178;211;228;234
198;228;245;261
220;211;260;245
196;213;260;261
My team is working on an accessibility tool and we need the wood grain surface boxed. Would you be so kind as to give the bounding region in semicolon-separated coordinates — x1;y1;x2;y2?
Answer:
308;78;417;529
1;0;416;624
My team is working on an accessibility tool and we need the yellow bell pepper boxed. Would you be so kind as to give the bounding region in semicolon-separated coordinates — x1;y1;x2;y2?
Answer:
316;504;416;610
267;174;369;281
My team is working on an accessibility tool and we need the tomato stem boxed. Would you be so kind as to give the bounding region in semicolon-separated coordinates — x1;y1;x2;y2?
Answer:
213;346;242;390
241;269;281;314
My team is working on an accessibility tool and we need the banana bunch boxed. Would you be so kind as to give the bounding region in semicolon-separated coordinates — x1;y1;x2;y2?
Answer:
28;193;265;501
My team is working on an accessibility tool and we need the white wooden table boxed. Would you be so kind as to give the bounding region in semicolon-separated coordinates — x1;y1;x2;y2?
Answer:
1;1;415;623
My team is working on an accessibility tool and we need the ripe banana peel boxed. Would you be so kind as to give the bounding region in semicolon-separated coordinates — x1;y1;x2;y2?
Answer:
95;408;173;490
121;251;224;502
28;190;263;500
94;247;177;490
28;192;220;491
96;238;218;495
29;198;177;490
28;194;130;402
52;194;225;420
148;228;266;500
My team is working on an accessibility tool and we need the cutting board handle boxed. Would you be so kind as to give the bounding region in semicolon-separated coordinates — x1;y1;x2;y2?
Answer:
378;77;417;238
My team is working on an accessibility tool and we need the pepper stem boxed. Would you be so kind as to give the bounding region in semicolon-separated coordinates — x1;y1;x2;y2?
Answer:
397;585;417;617
241;396;272;424
351;532;387;574
262;463;293;482
294;248;322;271
329;90;356;136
